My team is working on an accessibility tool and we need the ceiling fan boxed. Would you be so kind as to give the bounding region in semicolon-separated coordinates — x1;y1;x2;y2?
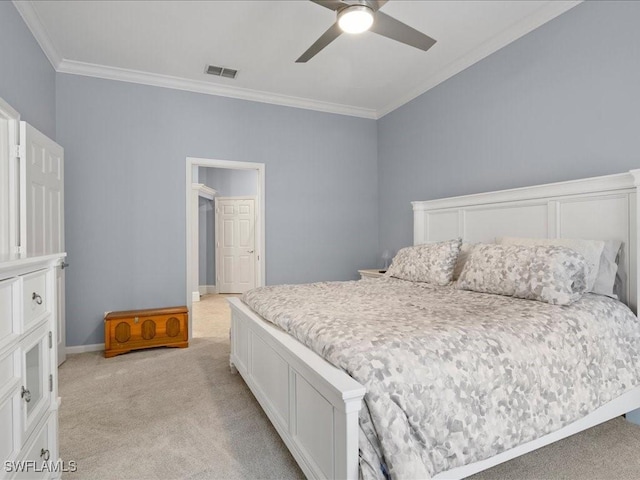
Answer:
296;0;436;63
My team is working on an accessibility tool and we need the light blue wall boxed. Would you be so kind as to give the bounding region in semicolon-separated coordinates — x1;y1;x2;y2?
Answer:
56;74;379;346
223;168;258;197
377;1;640;255
199;167;258;197
0;2;56;138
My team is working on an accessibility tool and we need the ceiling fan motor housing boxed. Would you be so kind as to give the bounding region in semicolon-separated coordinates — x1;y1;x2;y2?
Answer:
338;5;375;34
295;0;436;63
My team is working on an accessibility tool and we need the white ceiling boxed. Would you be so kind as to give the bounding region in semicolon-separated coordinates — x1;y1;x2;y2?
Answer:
15;0;581;118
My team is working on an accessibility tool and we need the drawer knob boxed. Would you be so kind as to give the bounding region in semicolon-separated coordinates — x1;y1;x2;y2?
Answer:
40;448;50;461
21;386;31;403
32;292;43;305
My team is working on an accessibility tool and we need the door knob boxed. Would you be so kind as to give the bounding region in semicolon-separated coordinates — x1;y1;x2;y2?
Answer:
247;250;254;254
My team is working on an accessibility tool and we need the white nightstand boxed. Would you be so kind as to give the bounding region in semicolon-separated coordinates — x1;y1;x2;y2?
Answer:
358;269;387;280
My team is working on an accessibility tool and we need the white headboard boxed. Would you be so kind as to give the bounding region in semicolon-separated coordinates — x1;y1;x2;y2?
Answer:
412;170;640;313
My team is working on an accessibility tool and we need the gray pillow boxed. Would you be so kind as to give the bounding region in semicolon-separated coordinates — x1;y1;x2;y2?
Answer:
386;238;462;285
592;239;623;298
496;236;604;292
456;244;588;305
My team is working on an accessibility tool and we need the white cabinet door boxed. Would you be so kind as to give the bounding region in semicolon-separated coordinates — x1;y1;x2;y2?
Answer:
216;197;256;294
19;123;66;365
19;122;64;257
20;323;52;444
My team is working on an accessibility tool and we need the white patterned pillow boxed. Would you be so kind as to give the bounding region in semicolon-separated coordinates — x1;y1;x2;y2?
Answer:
386;238;462;285
456;244;588;305
497;237;604;292
452;242;476;281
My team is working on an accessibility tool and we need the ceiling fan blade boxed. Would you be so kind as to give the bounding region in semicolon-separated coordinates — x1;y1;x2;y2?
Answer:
365;0;388;12
310;0;345;11
370;11;436;51
296;22;343;63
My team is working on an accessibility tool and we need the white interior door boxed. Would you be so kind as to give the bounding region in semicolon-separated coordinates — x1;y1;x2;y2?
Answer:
20;122;66;364
215;197;256;294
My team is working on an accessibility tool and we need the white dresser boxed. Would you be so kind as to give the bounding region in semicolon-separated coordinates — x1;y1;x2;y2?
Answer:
0;254;64;479
0;98;66;479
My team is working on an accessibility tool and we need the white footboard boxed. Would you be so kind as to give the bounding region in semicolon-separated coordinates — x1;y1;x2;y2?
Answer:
228;298;366;480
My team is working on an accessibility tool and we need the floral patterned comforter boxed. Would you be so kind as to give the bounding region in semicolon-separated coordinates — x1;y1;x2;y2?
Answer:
241;277;640;480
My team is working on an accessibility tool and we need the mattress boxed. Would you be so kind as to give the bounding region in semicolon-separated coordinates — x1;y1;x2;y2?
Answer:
242;277;640;480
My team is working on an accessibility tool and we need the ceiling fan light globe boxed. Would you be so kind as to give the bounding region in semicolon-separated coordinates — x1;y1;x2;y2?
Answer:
338;5;374;34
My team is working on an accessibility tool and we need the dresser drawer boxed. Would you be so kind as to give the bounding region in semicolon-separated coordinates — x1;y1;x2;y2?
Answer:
0;278;20;349
15;413;57;479
22;270;49;332
0;389;22;467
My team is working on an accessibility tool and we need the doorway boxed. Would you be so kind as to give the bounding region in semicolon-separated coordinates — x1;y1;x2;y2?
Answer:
185;158;265;331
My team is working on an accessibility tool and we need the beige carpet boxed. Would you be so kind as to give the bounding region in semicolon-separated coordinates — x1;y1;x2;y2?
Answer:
59;294;302;479
59;295;640;479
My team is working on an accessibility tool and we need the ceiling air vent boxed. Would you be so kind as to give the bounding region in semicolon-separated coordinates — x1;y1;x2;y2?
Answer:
206;65;238;79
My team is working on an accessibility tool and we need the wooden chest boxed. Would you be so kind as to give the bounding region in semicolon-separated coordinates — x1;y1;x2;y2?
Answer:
104;306;189;358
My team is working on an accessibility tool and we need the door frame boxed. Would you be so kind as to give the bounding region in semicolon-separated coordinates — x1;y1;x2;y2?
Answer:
191;183;217;303
0;97;20;257
185;158;265;336
214;196;258;294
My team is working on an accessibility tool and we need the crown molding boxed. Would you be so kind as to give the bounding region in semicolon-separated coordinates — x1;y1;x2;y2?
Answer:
13;0;375;118
191;183;218;200
377;0;582;118
12;0;61;69
56;59;378;119
15;0;580;120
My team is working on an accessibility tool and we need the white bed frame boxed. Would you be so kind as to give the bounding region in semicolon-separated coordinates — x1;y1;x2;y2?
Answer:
229;169;640;479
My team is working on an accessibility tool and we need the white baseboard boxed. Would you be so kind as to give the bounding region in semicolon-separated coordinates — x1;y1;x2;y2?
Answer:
199;285;216;295
192;291;200;302
66;343;103;355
